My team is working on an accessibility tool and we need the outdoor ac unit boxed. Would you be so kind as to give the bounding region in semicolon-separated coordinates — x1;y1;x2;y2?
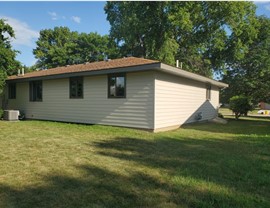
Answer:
3;110;19;121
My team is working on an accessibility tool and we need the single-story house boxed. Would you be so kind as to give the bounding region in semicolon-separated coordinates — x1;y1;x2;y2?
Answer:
4;57;228;132
259;102;270;110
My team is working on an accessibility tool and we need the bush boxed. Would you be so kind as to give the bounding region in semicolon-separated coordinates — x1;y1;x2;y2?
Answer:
218;113;224;118
229;95;253;119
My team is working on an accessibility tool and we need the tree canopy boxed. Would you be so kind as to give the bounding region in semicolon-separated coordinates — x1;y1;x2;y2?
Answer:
105;1;258;77
33;27;79;69
33;27;120;69
0;19;21;94
221;16;270;103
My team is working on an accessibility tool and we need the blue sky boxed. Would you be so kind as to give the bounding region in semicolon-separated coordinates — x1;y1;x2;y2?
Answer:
0;1;270;67
0;1;109;66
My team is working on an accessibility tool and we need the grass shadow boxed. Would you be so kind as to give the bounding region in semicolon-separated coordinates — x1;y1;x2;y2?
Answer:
91;136;270;207
182;116;270;135
1;158;268;208
0;118;270;207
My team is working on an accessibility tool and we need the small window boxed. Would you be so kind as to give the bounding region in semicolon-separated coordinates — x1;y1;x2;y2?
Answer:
30;80;42;102
108;74;126;98
70;77;83;98
206;84;211;100
8;83;16;99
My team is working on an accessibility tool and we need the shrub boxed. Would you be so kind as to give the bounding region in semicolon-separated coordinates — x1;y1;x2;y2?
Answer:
229;95;253;119
218;113;224;118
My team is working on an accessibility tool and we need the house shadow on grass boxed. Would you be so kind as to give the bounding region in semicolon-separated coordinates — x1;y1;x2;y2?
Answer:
0;136;269;207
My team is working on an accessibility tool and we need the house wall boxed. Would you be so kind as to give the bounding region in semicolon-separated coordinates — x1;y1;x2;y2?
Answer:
6;70;222;132
7;71;155;129
154;71;220;131
259;102;270;110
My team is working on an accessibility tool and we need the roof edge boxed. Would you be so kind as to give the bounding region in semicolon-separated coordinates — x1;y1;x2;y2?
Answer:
6;57;228;88
6;62;161;83
159;63;228;88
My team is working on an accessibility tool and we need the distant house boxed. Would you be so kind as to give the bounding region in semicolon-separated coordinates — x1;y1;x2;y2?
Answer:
259;102;270;110
4;57;228;132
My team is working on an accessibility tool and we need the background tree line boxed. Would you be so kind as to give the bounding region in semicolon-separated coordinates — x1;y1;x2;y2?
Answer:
33;27;120;69
0;1;270;104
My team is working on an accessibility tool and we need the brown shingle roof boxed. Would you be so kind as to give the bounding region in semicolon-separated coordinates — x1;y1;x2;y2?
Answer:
8;57;160;80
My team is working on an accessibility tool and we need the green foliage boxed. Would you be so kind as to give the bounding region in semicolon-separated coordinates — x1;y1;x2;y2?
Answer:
33;27;120;69
105;1;258;77
221;16;270;104
0;70;7;95
218;112;224;119
23;65;36;73
33;27;79;69
229;96;253;119
0;19;21;94
105;1;177;65
75;33;120;62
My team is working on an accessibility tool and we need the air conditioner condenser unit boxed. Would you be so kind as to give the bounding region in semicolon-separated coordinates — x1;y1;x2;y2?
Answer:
3;110;20;121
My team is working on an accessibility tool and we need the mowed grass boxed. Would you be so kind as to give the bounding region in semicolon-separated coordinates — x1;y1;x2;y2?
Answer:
0;116;269;208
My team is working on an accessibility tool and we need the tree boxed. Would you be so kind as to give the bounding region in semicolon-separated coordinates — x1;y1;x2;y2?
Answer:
105;1;178;66
0;19;21;94
73;33;120;63
105;1;258;77
229;95;253;119
170;2;258;77
33;27;120;69
221;16;270;104
33;27;79;69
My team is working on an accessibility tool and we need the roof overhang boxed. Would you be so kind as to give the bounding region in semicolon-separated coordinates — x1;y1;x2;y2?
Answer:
7;62;228;88
6;63;161;83
159;63;228;88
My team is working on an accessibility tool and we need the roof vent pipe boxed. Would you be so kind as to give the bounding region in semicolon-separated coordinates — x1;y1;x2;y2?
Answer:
180;62;183;69
176;60;179;68
17;69;20;76
22;68;24;76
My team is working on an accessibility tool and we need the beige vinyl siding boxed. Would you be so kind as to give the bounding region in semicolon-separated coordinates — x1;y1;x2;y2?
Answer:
154;71;220;129
7;71;154;129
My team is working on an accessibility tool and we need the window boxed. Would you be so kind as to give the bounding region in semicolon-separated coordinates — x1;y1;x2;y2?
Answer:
206;84;211;100
70;77;83;98
8;83;16;99
30;80;42;102
108;74;126;98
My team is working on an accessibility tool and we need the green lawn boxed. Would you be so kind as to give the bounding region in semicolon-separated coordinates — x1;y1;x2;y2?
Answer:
0;116;269;208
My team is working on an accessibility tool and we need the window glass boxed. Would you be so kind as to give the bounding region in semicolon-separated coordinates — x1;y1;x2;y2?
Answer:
108;74;125;98
116;77;125;97
70;77;83;98
8;83;16;99
30;81;42;102
206;84;211;100
109;77;116;97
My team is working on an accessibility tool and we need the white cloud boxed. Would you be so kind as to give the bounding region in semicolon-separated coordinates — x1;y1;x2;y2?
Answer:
48;11;58;20
48;12;67;21
0;15;39;47
71;16;81;24
48;12;80;23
